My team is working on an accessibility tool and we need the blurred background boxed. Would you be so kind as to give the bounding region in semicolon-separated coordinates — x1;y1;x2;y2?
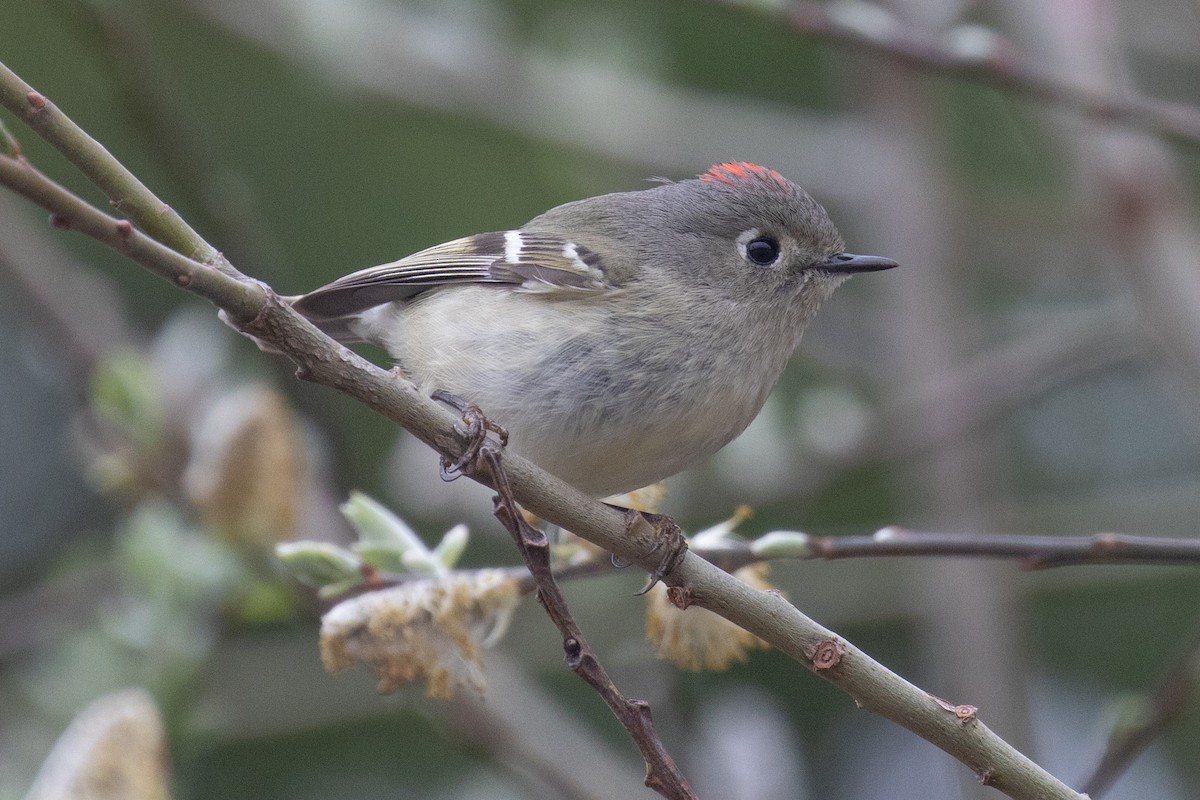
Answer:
3;0;1200;798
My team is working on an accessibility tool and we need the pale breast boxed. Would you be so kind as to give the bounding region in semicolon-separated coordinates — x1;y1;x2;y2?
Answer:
360;286;802;497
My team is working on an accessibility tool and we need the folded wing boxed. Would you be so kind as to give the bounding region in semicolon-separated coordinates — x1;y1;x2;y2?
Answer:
291;231;613;322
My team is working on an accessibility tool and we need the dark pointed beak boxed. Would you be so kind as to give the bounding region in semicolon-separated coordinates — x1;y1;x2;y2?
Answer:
817;252;899;274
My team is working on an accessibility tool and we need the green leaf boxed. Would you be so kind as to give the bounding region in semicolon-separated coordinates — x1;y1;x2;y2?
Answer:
340;492;428;554
432;524;469;570
352;542;408;573
275;541;362;589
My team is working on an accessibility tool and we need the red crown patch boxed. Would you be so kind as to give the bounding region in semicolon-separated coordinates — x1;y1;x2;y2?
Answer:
699;162;790;189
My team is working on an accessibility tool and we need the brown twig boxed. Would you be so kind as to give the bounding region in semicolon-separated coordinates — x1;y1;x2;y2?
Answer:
0;193;139;374
0;113;22;158
723;527;1200;572
0;151;263;323
735;1;1200;149
1079;624;1200;797
352;526;1200;602
53;0;285;275
480;448;696;800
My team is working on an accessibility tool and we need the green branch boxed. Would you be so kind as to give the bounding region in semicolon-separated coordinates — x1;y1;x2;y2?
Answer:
0;60;222;263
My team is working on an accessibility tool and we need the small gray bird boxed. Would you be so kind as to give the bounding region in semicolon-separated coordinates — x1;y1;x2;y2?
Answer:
292;162;896;498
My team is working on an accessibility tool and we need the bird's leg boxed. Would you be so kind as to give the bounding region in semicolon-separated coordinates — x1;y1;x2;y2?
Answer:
616;509;689;595
431;390;508;481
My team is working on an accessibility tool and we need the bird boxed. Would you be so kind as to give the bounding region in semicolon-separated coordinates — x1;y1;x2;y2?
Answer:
291;162;897;499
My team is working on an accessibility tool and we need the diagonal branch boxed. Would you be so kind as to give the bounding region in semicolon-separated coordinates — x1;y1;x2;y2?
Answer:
725;0;1200;149
0;152;263;324
0;61;222;264
1079;624;1200;797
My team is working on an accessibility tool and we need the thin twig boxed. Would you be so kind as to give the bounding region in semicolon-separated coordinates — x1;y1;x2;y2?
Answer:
1079;625;1200;797
0;113;22;158
714;527;1200;572
481;448;696;800
0;153;263;323
55;0;285;274
363;524;1200;601
0;193;139;374
0;60;224;264
732;0;1200;149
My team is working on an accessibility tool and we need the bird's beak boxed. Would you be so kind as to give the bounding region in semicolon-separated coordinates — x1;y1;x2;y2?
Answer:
816;252;899;274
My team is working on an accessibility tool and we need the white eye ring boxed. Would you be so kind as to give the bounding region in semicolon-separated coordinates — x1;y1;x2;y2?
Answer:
736;228;781;266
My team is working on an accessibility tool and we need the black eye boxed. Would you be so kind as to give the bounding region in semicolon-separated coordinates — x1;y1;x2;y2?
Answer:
745;237;780;266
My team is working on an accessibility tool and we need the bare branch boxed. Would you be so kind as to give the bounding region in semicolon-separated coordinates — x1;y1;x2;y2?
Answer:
483;448;695;799
0;193;138;374
0;153;263;324
731;0;1200;149
712;527;1200;572
0;60;222;264
1079;625;1200;797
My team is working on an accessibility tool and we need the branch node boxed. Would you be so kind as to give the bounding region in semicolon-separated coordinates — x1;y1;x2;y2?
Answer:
807;533;835;558
932;695;979;725
25;90;46;111
243;280;280;329
48;212;71;230
666;585;693;610
623;510;688;594
812;638;846;670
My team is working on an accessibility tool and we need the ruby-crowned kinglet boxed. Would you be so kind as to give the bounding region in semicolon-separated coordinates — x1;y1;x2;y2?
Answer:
292;162;897;497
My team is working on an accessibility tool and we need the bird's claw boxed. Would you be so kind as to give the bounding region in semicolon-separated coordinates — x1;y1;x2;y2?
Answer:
622;510;688;595
432;390;508;481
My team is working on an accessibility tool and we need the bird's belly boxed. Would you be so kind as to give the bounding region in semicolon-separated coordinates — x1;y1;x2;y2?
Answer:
501;399;759;497
374;289;788;497
470;361;773;497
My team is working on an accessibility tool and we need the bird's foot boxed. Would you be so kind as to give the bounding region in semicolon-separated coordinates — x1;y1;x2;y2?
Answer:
431;390;508;481
618;510;688;595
